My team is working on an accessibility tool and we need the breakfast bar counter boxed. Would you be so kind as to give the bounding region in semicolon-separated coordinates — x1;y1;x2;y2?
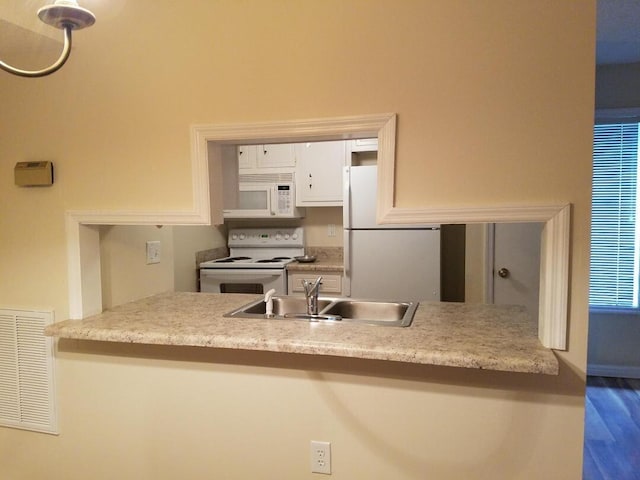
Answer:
45;292;558;375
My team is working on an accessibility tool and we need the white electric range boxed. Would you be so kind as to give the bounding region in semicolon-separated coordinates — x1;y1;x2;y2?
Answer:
199;227;304;295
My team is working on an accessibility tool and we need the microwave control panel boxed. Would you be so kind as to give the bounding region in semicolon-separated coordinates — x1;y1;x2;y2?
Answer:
276;185;292;213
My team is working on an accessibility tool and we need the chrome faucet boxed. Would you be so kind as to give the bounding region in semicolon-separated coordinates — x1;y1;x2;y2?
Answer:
302;276;323;315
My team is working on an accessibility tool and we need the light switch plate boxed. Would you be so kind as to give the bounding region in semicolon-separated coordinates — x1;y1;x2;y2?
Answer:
146;241;161;264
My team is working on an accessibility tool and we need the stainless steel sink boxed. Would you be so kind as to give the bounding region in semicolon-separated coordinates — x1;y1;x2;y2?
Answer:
232;296;334;316
322;300;415;326
224;296;418;327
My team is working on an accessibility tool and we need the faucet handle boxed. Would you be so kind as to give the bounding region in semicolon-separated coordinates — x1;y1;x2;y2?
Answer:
302;276;323;296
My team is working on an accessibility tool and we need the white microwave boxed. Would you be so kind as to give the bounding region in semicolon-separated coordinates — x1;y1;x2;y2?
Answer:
223;182;305;219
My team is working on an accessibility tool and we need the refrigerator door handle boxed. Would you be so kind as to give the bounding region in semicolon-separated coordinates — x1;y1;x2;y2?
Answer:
343;166;351;229
343;229;351;297
342;166;352;297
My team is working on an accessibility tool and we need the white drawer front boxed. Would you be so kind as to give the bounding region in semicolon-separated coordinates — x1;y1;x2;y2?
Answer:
289;273;342;294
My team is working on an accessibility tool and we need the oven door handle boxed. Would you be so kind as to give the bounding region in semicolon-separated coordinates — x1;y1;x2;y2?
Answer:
200;270;284;277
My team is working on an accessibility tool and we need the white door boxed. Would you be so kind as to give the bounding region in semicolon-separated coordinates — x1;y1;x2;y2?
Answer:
489;222;543;320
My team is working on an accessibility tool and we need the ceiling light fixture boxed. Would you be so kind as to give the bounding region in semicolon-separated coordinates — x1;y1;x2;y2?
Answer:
0;0;95;78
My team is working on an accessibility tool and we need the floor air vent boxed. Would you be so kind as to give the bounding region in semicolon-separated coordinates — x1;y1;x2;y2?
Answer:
0;308;57;434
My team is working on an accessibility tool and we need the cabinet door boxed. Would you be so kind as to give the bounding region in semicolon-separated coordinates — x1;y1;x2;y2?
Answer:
258;144;296;168
237;145;257;170
295;141;346;206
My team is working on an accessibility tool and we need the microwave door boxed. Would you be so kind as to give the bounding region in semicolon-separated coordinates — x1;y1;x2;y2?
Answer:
224;185;272;218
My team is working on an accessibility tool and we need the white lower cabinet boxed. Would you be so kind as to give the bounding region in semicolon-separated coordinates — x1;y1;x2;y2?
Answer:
287;272;343;296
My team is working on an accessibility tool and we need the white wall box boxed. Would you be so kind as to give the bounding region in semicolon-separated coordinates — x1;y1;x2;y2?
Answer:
295;141;347;206
14;161;54;187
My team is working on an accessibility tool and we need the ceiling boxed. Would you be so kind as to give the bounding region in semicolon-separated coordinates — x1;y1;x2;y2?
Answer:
0;1;638;66
597;0;640;65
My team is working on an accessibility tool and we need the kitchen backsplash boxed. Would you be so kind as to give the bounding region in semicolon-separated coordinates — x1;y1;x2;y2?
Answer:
195;246;229;265
300;206;343;247
304;246;343;262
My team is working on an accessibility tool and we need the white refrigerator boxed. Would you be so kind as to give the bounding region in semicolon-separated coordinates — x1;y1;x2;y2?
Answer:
343;165;441;301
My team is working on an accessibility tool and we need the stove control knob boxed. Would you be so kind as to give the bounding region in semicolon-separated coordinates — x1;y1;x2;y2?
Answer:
284;233;290;240
239;233;246;240
231;233;238;240
275;232;282;241
292;233;298;240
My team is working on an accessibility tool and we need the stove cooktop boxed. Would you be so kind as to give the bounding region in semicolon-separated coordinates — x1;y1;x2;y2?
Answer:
200;255;295;269
199;227;304;270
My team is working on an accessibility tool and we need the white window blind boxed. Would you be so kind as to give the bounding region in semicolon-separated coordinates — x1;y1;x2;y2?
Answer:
590;123;640;308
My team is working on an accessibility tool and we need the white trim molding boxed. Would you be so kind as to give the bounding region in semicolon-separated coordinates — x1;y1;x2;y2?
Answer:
66;113;570;351
380;203;570;350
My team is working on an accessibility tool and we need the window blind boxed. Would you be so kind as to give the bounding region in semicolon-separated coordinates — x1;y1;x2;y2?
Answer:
590;123;640;308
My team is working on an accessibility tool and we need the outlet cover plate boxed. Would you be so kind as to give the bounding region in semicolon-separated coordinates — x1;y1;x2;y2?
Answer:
310;440;331;475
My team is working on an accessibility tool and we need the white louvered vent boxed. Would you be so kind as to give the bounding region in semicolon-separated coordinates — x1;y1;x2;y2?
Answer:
238;172;295;184
0;309;57;434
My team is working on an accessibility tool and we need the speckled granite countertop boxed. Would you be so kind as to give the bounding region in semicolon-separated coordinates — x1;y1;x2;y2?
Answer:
45;292;558;375
287;246;344;273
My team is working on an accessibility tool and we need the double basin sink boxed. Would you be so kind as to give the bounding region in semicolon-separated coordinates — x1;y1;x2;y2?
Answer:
224;296;418;327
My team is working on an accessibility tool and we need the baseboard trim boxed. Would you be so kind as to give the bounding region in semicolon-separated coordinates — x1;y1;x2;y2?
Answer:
587;364;640;379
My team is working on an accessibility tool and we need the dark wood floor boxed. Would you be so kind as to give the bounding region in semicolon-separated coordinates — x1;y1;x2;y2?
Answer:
583;376;640;480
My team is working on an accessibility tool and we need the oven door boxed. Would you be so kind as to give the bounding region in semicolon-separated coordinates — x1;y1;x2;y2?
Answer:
200;269;287;295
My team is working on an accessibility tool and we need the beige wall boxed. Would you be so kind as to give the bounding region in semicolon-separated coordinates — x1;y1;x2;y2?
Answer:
172;225;227;291
0;1;594;479
100;225;175;308
101;224;226;303
302;207;343;247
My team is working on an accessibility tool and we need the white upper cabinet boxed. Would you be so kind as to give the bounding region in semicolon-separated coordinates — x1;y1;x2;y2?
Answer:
238;144;296;172
258;144;296;168
294;140;346;206
237;145;257;170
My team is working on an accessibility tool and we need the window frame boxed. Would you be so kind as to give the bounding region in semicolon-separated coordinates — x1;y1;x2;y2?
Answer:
590;108;640;313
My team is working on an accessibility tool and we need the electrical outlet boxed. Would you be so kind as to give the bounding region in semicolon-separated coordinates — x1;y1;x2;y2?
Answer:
146;240;161;264
327;224;336;237
310;440;331;475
